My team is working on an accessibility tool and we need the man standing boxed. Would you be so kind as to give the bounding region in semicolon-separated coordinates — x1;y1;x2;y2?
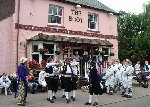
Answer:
122;59;134;98
82;51;90;79
63;58;74;103
105;61;115;95
70;58;79;101
85;61;103;106
73;51;80;62
45;57;59;103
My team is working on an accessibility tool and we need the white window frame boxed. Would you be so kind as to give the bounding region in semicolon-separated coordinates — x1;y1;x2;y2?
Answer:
30;42;56;64
102;47;110;57
88;13;98;31
48;5;63;26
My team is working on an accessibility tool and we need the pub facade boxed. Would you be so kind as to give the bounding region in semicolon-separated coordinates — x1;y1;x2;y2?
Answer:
0;0;119;74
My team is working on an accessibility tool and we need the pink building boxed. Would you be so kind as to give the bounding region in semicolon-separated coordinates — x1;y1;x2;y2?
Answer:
0;0;118;74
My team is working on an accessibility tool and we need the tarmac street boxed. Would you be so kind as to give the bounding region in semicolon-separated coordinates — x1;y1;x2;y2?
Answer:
0;81;150;107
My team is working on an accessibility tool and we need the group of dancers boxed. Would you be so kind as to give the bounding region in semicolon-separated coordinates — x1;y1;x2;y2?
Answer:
105;59;134;98
16;56;137;106
44;57;136;106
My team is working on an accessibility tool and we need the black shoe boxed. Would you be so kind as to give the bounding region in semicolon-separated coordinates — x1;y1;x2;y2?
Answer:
17;103;26;106
47;98;50;101
71;96;73;99
52;96;56;99
31;91;35;94
66;99;70;103
85;102;91;105
93;102;99;106
122;95;128;97
72;97;76;101
50;99;54;103
126;95;132;98
62;95;66;98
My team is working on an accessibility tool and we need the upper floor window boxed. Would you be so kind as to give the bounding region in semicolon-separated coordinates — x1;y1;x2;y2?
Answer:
88;14;98;30
48;5;63;25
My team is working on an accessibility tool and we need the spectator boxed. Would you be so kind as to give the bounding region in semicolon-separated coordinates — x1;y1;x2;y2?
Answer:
28;71;38;94
0;73;12;95
16;57;28;106
38;68;47;91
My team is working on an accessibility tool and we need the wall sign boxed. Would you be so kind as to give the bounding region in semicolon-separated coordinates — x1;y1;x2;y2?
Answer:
69;9;82;23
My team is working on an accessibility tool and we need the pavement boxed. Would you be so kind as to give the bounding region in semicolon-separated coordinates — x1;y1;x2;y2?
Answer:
0;80;150;107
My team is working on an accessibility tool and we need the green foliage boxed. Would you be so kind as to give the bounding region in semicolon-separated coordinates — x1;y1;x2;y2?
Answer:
118;2;150;64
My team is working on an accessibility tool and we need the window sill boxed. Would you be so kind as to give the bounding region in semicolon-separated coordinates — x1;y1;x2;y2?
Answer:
87;29;100;33
47;24;65;28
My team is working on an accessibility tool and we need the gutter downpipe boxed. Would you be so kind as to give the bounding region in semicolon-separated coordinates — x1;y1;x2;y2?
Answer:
16;0;20;70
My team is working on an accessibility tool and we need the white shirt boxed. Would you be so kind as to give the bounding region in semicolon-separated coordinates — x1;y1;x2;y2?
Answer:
135;63;140;71
53;66;60;76
71;62;79;75
46;62;58;68
106;66;114;78
66;65;72;74
38;70;45;83
124;65;134;76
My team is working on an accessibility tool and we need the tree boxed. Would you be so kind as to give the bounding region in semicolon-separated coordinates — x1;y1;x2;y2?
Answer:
118;2;150;64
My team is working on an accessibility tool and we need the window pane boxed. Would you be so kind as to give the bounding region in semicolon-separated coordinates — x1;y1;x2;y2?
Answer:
49;6;53;14
53;6;58;15
32;54;39;63
32;45;38;52
58;7;62;16
56;16;61;24
90;14;93;20
90;22;95;29
48;15;57;23
94;15;97;22
43;43;54;54
102;48;109;55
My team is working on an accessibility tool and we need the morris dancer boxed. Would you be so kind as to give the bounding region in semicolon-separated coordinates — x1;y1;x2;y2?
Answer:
122;59;134;98
85;61;103;106
45;57;59;103
70;58;79;101
105;61;115;95
63;58;73;103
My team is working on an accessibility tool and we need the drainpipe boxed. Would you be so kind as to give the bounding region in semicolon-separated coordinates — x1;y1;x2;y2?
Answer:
25;40;28;58
16;0;20;69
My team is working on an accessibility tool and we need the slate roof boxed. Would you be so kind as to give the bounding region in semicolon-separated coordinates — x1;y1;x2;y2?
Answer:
64;0;118;15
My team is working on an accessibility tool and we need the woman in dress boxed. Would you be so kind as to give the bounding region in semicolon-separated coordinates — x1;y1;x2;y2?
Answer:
16;57;28;106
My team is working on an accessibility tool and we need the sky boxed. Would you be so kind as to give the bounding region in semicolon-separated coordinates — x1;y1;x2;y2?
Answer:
98;0;149;14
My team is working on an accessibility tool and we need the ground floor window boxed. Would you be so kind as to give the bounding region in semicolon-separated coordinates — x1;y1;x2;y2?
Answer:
30;42;55;65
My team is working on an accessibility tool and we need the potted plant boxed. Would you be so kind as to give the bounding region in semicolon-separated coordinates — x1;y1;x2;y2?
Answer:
110;52;114;56
37;48;48;54
63;47;71;53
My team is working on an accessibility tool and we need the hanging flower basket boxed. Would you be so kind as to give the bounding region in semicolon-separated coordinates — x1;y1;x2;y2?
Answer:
55;50;61;55
37;48;48;54
100;51;105;55
110;52;114;56
94;50;99;55
63;47;71;53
